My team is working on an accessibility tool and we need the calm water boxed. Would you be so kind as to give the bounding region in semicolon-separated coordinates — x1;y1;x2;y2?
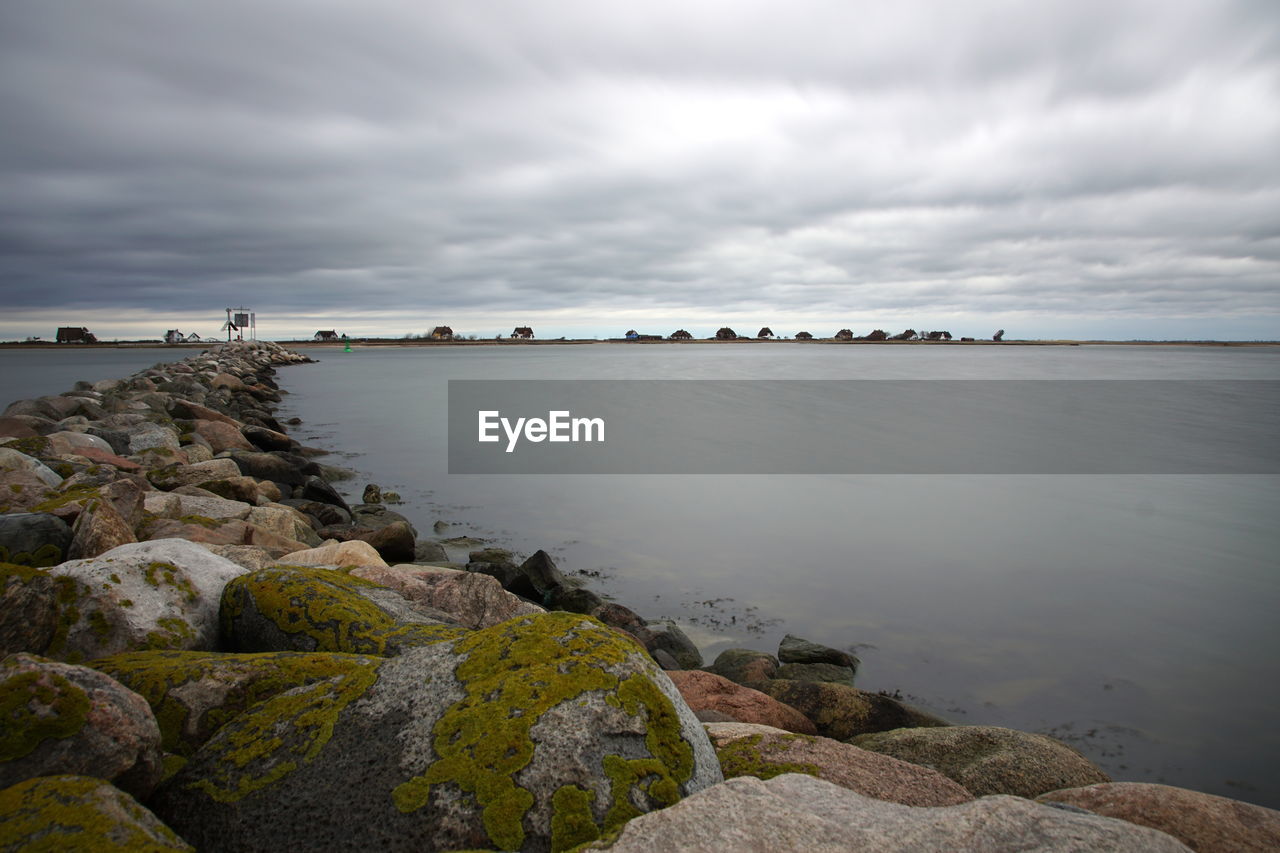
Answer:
0;347;185;404
277;344;1280;807
4;343;1278;806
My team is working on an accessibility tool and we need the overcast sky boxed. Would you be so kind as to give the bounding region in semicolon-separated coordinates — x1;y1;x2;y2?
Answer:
1;1;1277;341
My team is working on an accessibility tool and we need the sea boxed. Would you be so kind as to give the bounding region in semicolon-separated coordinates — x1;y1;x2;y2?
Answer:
3;343;1278;807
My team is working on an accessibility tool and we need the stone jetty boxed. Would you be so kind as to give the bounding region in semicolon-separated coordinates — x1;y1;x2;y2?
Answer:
2;342;1276;851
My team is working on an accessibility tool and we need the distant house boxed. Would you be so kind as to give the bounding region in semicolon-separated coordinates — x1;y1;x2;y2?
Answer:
925;331;952;341
669;329;693;340
56;327;97;344
314;330;341;342
892;329;917;341
511;326;534;339
866;329;888;341
430;326;454;340
625;329;639;339
164;329;183;344
993;329;1005;341
834;329;854;341
794;331;813;340
185;332;202;343
714;327;738;340
757;327;775;339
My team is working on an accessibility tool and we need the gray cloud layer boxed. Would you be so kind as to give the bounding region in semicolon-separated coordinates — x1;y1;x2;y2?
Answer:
1;1;1278;338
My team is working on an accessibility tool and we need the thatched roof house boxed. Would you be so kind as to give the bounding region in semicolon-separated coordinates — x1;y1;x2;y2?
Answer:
431;326;454;340
891;329;917;340
757;327;775;338
511;327;534;339
670;329;693;340
866;329;888;341
834;329;854;341
715;327;738;340
795;331;813;340
56;327;97;343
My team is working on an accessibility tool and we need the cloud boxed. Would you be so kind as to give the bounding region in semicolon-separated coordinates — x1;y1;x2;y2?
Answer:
1;0;1278;340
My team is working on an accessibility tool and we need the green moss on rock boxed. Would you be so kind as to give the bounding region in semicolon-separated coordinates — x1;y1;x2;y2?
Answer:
0;668;91;761
0;774;193;851
392;612;695;852
220;565;466;656
715;734;823;781
93;649;386;756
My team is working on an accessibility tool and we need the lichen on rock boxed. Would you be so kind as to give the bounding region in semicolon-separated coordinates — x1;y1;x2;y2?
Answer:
0;774;193;852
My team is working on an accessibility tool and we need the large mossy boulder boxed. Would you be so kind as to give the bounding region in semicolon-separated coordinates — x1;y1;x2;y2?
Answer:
0;563;86;658
0;653;164;799
851;725;1111;799
151;611;723;852
745;679;949;741
46;538;248;662
220;565;466;655
93;649;385;756
0;774;193;852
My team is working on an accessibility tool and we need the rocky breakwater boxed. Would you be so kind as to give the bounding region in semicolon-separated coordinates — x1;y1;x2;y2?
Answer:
0;342;1275;851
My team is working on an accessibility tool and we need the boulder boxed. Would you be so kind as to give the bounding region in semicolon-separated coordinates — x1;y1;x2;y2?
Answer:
413;540;448;563
668;670;817;734
94;649;385;756
143;492;253;521
512;549;566;600
778;633;860;671
705;724;973;806
151;612;722;853
240;424;295;452
169;398;240;426
645;620;703;669
191;419;254;453
299;475;349;511
59;444;143;472
547;582;605;614
279;539;389;571
0;511;72;567
747;679;949;741
67;496;137;560
349;564;544;630
0;416;40;439
46;538;248;662
0;468;56;514
196;544;278;572
1037;782;1280;852
349;502;416;533
705;648;779;683
362;483;382;504
220;565;465;655
197;475;262;504
46;430;114;456
851;725;1110;799
0;775;193;851
1;564;83;656
147;458;241;491
0;446;62;487
580;774;1190;852
284;499;350;527
229;450;309;486
0;653;164;798
138;518;309;557
125;422;181;455
775;662;857;685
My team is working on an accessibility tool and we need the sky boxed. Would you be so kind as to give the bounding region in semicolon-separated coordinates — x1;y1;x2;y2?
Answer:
1;1;1278;342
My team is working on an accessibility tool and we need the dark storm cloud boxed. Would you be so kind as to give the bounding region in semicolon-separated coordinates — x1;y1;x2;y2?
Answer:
0;0;1277;337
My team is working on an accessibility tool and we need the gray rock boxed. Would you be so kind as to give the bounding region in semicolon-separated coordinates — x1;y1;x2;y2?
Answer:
299;474;349;512
0;512;72;568
124;421;181;454
778;633;860;671
0;446;63;487
350;563;544;630
646;619;703;669
152;612;722;852
67;496;137;560
851;725;1111;799
706;648;779;684
513;549;566;600
0;653;164;799
583;774;1190;851
775;661;857;686
47;538;248;661
229;450;308;486
350;503;415;533
413;540;448;563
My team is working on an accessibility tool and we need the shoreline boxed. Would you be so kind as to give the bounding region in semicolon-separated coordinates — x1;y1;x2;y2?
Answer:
1;342;1276;848
2;337;1277;350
